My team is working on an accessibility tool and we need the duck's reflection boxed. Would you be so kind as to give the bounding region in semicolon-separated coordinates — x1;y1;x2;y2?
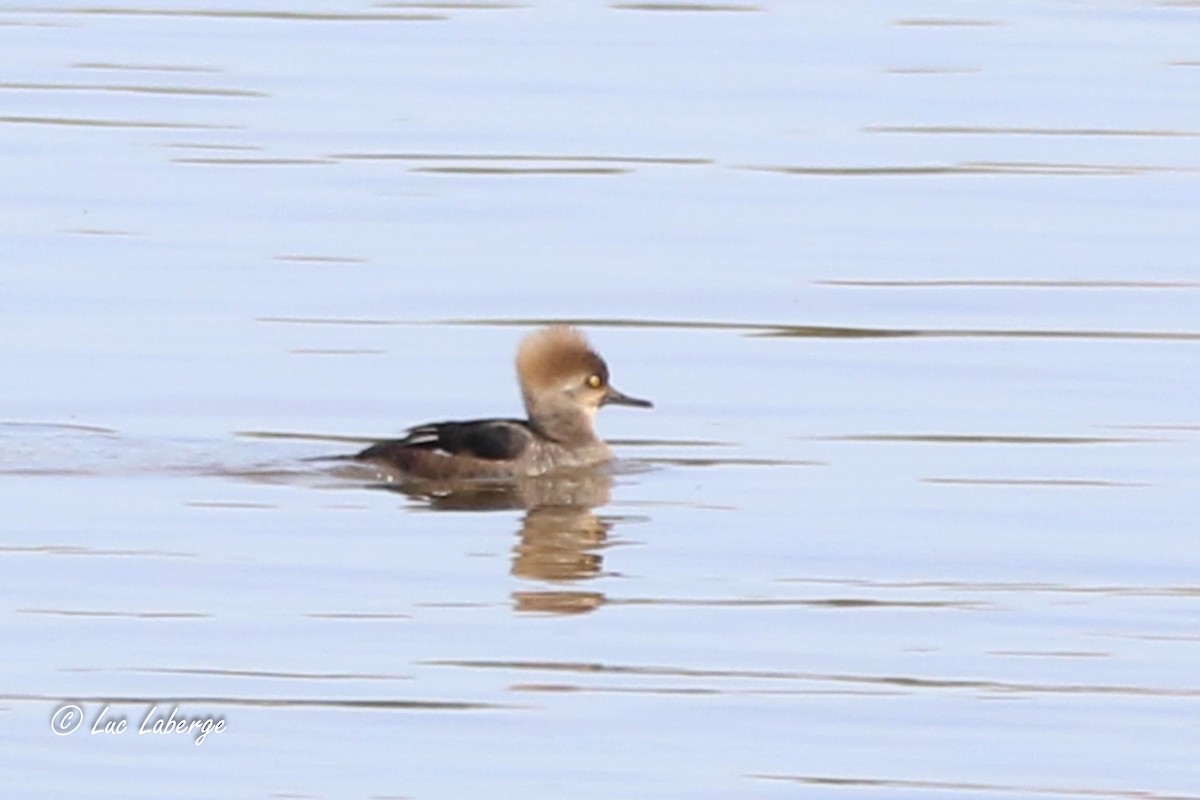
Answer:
373;468;621;614
511;503;608;582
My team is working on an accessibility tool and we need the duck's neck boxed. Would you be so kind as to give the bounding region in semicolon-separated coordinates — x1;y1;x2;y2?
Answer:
524;397;600;447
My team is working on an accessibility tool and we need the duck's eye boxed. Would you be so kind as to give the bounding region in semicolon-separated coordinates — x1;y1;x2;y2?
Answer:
586;373;604;389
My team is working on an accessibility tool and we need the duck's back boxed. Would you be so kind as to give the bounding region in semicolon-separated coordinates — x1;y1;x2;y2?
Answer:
354;418;535;480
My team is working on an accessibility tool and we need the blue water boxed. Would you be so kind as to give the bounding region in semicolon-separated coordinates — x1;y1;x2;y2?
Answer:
2;2;1198;798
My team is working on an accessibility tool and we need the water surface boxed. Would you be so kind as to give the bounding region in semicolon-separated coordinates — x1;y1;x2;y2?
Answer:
2;2;1199;798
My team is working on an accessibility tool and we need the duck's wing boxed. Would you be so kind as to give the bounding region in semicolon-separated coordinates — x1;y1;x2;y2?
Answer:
400;419;534;460
353;419;534;473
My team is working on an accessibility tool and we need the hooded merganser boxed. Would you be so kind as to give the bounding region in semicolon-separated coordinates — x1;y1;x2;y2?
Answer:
353;326;652;481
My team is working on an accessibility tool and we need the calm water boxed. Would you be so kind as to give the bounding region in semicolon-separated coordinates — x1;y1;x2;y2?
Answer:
2;2;1199;798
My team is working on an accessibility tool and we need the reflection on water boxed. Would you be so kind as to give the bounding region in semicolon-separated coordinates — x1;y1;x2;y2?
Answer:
428;658;1200;699
0;80;266;98
865;124;1200;138
17;608;210;619
258;315;1200;341
923;477;1150;488
8;8;447;22
611;3;764;12
364;464;623;614
511;505;608;581
0;113;237;129
781;577;1200;599
893;17;1001;27
0;543;194;558
818;279;1200;288
72;61;221;73
512;590;607;614
173;155;334;166
0;691;506;712
884;67;982;75
747;162;1181;176
754;774;1200;800
819;433;1159;445
128;665;413;681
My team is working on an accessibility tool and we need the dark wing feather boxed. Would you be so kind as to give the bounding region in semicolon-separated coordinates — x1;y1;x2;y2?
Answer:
355;418;532;463
433;420;532;460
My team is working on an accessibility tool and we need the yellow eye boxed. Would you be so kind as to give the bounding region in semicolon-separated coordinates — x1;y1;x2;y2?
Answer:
586;374;604;389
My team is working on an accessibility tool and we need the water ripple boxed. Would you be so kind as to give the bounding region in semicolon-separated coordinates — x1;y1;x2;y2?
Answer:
427;659;1200;698
3;692;506;711
5;7;446;22
256;316;1200;342
754;773;1200;800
